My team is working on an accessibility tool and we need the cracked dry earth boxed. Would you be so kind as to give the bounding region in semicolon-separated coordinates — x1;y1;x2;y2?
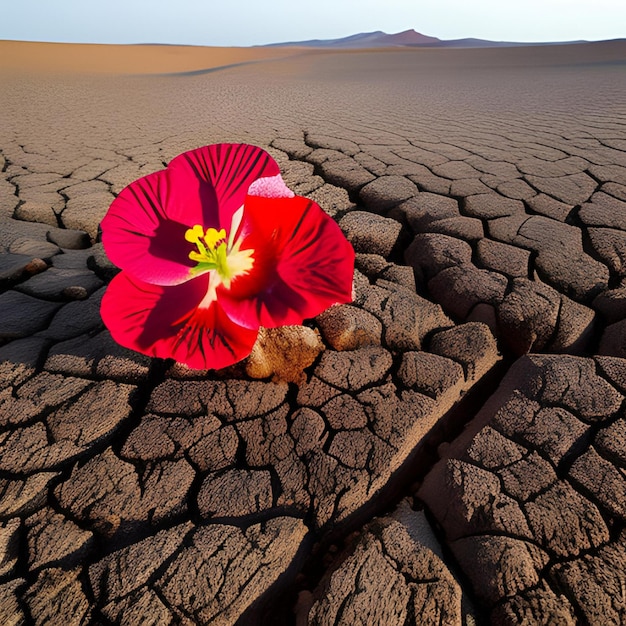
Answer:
1;41;626;625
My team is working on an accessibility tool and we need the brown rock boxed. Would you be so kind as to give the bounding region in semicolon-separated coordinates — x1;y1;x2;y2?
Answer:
319;157;375;192
450;177;492;196
0;473;59;518
397;351;465;407
26;507;93;570
491;581;577;625
308;183;355;217
0;579;26;625
500;452;558;501
377;281;452;351
497;178;537;200
0;519;20;578
40;287;103;341
599;319;626;358
246;325;324;384
89;522;192;601
306;134;360;156
46;228;90;249
9;237;60;259
527;193;573;221
595;415;626;466
152;518;307;625
464;425;525;470
428;215;484;241
433;160;481;180
509;406;589;465
593;284;626;323
54;448;194;536
45;330;151;382
524;482;608;558
530;355;623;421
314;346;392;391
549;294;596;354
290;408;327;456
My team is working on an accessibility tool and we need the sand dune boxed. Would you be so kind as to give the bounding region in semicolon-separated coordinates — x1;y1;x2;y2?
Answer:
0;39;312;74
1;38;625;78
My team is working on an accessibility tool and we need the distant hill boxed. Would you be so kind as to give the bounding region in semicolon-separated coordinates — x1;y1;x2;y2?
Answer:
264;29;589;49
266;29;441;48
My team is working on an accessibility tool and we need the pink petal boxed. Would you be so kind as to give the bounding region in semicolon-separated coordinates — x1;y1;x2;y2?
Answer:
101;144;280;286
101;272;258;370
220;195;355;328
248;174;295;199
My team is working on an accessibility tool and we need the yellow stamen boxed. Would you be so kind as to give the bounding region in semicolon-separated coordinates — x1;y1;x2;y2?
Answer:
185;207;254;300
203;227;226;249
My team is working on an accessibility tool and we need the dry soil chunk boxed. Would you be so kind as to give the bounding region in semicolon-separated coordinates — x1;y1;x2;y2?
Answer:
339;210;402;256
306;506;463;626
428;322;499;384
316;304;382;351
0;291;63;339
358;175;418;212
404;233;472;283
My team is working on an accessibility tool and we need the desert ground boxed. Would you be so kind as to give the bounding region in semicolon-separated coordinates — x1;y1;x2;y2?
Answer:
1;38;626;624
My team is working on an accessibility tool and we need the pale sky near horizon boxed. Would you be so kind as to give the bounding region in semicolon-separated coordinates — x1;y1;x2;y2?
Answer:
1;0;624;47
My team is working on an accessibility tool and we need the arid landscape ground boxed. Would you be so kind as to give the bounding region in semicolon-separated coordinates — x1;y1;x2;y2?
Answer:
1;38;626;624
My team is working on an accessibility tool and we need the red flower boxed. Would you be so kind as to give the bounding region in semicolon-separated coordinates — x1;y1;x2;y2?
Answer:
100;144;355;370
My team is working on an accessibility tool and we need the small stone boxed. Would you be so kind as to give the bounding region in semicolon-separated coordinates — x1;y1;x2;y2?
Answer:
61;286;89;300
245;325;324;384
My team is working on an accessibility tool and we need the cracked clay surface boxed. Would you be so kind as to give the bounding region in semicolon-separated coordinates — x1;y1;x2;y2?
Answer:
1;40;626;624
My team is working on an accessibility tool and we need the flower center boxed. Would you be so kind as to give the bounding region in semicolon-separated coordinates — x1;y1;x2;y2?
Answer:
184;206;254;292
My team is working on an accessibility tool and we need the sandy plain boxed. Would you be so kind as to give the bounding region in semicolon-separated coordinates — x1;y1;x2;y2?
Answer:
1;38;626;624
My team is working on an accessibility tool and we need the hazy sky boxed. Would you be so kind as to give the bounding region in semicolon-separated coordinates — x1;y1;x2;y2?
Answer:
2;0;625;46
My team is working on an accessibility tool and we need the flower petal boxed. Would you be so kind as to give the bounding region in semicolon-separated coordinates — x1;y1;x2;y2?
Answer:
169;144;280;227
248;174;294;199
101;168;208;286
101;271;258;370
219;195;355;328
